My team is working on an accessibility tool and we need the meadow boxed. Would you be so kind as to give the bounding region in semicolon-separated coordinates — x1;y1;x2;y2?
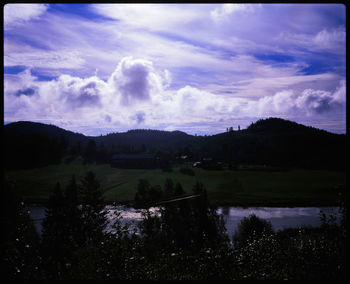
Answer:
5;158;346;206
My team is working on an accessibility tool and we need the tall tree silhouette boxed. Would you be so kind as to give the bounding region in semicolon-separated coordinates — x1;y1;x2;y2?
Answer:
79;171;106;244
41;182;71;278
2;178;41;279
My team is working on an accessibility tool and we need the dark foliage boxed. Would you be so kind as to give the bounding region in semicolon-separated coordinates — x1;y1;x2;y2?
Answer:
232;214;274;248
2;179;42;279
4;117;346;170
3;172;348;280
3;132;63;170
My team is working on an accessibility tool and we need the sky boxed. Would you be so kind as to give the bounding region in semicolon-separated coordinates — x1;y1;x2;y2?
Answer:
3;3;346;136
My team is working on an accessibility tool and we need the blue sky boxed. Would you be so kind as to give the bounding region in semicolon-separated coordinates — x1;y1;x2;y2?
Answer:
4;3;346;135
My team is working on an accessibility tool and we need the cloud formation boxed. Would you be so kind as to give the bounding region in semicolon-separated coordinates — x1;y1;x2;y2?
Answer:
3;4;346;135
108;57;165;106
4;4;48;27
4;57;346;135
211;4;261;21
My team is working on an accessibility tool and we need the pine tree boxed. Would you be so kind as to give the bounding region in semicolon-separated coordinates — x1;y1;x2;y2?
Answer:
2;178;41;279
64;175;83;246
41;182;70;278
79;171;106;244
174;182;185;196
163;178;174;198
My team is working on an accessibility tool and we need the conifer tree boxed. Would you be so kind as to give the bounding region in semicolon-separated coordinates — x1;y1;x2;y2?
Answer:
163;178;174;198
79;171;106;244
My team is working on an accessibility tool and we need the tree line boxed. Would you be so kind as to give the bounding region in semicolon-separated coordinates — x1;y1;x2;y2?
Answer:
2;172;348;280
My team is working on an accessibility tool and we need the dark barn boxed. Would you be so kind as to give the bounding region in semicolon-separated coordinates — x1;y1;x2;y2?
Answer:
111;153;157;169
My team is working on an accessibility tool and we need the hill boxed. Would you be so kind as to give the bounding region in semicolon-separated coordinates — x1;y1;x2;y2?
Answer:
3;117;347;170
201;118;346;169
94;128;198;151
4;121;88;144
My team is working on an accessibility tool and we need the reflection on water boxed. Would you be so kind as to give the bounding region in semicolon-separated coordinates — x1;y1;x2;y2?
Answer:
27;205;340;239
217;207;340;238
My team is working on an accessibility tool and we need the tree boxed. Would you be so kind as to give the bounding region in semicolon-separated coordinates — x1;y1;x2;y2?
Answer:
174;182;185;196
2;178;41;279
79;171;107;244
233;214;273;248
41;182;71;278
163;178;174;198
64;175;84;246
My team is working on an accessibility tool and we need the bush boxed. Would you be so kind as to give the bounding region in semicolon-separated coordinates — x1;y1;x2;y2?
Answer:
233;214;273;247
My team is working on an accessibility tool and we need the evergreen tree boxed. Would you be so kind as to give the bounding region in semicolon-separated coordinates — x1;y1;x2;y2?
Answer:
41;182;71;278
2;178;41;279
64;175;83;246
163;178;174;198
79;171;106;244
134;179;151;207
174;182;185;196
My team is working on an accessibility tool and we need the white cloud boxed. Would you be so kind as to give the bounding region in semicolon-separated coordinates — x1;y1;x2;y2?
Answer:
4;4;48;27
4;56;346;135
4;48;86;70
92;4;207;32
313;27;346;53
211;4;261;21
251;80;346;117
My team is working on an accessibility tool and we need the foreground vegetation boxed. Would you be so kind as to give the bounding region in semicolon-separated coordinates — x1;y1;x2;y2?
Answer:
2;171;348;280
5;159;346;206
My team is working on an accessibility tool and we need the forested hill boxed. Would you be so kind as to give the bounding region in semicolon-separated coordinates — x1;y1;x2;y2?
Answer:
202;118;346;169
4;121;88;144
94;129;197;151
3;118;347;170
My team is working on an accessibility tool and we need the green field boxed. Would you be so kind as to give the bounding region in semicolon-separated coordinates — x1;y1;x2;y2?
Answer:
5;159;346;206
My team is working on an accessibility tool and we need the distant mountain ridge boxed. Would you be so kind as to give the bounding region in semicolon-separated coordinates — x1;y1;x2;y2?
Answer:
4;118;346;169
4;117;341;141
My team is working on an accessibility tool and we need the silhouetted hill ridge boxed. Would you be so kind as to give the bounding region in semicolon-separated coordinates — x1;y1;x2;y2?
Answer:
245;117;331;135
4;118;346;169
4;121;87;144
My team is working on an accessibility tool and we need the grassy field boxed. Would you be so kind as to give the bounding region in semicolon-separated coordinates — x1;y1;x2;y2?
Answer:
5;159;346;206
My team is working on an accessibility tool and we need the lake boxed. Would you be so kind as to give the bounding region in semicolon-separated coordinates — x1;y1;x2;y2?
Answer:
27;205;340;239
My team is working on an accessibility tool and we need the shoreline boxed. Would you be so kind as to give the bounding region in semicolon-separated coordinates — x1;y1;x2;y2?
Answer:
25;199;344;209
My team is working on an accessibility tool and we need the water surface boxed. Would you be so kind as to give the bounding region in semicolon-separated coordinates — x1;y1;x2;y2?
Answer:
28;205;340;238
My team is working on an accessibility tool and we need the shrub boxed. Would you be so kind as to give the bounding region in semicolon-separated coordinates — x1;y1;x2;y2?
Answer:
233;214;273;247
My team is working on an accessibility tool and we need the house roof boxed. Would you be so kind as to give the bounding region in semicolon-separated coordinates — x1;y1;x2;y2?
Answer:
112;153;156;160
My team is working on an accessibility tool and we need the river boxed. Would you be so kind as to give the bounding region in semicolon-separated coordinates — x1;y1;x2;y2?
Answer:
27;205;340;239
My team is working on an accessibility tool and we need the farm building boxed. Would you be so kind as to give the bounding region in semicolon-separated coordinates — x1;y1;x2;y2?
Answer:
111;153;157;169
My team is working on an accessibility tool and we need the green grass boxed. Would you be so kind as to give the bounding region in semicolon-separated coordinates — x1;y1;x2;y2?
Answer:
5;159;346;206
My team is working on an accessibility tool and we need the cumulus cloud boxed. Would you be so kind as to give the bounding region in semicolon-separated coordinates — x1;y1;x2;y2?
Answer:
4;57;172;129
251;80;346;117
108;57;167;106
4;4;48;27
4;56;346;135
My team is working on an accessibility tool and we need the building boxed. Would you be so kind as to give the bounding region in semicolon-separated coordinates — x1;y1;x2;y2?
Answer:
111;153;157;169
